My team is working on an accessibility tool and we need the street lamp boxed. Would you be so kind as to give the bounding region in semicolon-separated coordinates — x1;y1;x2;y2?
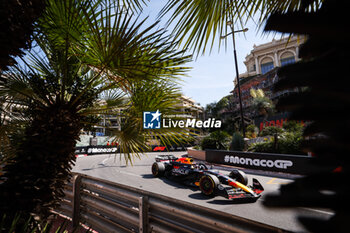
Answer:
221;21;248;138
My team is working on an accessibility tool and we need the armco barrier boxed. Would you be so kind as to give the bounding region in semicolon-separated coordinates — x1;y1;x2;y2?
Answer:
206;150;329;175
56;173;288;233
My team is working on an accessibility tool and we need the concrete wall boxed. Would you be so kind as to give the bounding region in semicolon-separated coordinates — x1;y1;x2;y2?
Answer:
187;149;206;161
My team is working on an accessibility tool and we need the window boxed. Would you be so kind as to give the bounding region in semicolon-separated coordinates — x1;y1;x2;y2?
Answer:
249;64;256;72
260;62;274;74
280;56;295;66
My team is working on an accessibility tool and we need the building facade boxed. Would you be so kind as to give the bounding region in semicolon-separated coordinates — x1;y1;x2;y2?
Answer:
93;95;203;136
231;36;305;128
176;95;204;119
238;36;304;80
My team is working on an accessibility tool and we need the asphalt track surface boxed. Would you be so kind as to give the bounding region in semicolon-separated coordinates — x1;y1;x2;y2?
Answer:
72;152;333;233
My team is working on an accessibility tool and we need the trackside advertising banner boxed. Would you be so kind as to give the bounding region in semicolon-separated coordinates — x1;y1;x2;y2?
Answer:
75;146;119;155
206;150;327;175
75;145;188;155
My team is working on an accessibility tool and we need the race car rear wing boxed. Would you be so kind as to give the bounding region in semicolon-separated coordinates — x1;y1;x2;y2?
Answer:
155;154;177;162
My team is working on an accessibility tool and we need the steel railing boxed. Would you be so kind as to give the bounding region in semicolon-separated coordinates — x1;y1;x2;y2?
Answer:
56;172;288;233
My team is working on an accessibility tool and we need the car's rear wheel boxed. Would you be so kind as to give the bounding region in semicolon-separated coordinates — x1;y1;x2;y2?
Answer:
199;174;220;196
152;162;165;177
229;169;248;185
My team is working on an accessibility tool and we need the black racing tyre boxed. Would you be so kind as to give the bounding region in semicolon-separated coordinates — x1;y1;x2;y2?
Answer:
229;169;248;185
152;162;165;177
199;174;220;196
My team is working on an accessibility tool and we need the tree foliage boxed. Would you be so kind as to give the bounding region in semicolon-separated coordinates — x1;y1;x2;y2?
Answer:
0;0;192;226
201;130;230;150
250;89;275;118
260;126;284;137
229;132;244;151
160;0;323;56
0;0;45;70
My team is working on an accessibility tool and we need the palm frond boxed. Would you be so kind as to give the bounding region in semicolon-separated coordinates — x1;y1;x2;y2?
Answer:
112;80;196;164
75;2;192;84
160;0;323;56
0;0;193;221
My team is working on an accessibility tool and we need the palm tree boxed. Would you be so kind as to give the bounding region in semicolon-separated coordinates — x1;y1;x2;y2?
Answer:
0;0;191;223
0;0;45;70
160;0;323;56
250;88;274;120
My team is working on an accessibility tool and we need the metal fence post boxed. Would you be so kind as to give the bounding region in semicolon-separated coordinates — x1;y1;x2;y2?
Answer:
139;196;149;233
72;174;82;228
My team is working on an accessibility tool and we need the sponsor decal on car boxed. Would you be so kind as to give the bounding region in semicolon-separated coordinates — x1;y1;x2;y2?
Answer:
172;167;189;176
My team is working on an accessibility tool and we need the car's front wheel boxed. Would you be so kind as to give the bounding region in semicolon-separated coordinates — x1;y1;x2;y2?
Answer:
199;174;220;196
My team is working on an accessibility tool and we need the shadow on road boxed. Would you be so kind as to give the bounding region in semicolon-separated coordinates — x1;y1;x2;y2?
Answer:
207;198;257;205
189;192;258;204
141;174;155;179
188;192;213;200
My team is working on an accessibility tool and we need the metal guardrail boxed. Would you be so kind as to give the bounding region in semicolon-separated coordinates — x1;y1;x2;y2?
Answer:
56;172;287;233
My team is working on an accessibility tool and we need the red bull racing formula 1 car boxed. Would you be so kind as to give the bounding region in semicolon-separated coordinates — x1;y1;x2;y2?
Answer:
151;155;264;201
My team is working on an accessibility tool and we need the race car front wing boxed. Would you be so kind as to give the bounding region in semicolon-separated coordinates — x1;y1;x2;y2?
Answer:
218;178;264;200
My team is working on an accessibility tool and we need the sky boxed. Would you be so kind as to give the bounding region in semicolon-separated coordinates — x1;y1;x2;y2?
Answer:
141;1;280;107
15;1;281;108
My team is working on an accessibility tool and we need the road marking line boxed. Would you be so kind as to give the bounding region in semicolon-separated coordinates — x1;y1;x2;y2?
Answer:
266;178;289;185
101;157;109;166
300;207;334;215
266;178;277;184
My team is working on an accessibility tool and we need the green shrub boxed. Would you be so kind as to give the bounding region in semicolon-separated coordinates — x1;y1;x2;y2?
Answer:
200;131;231;150
209;131;230;142
246;124;257;133
248;140;274;153
248;131;305;155
279;132;304;155
230;132;245;151
246;124;258;139
201;137;217;150
260;126;284;136
283;120;304;133
250;120;306;154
